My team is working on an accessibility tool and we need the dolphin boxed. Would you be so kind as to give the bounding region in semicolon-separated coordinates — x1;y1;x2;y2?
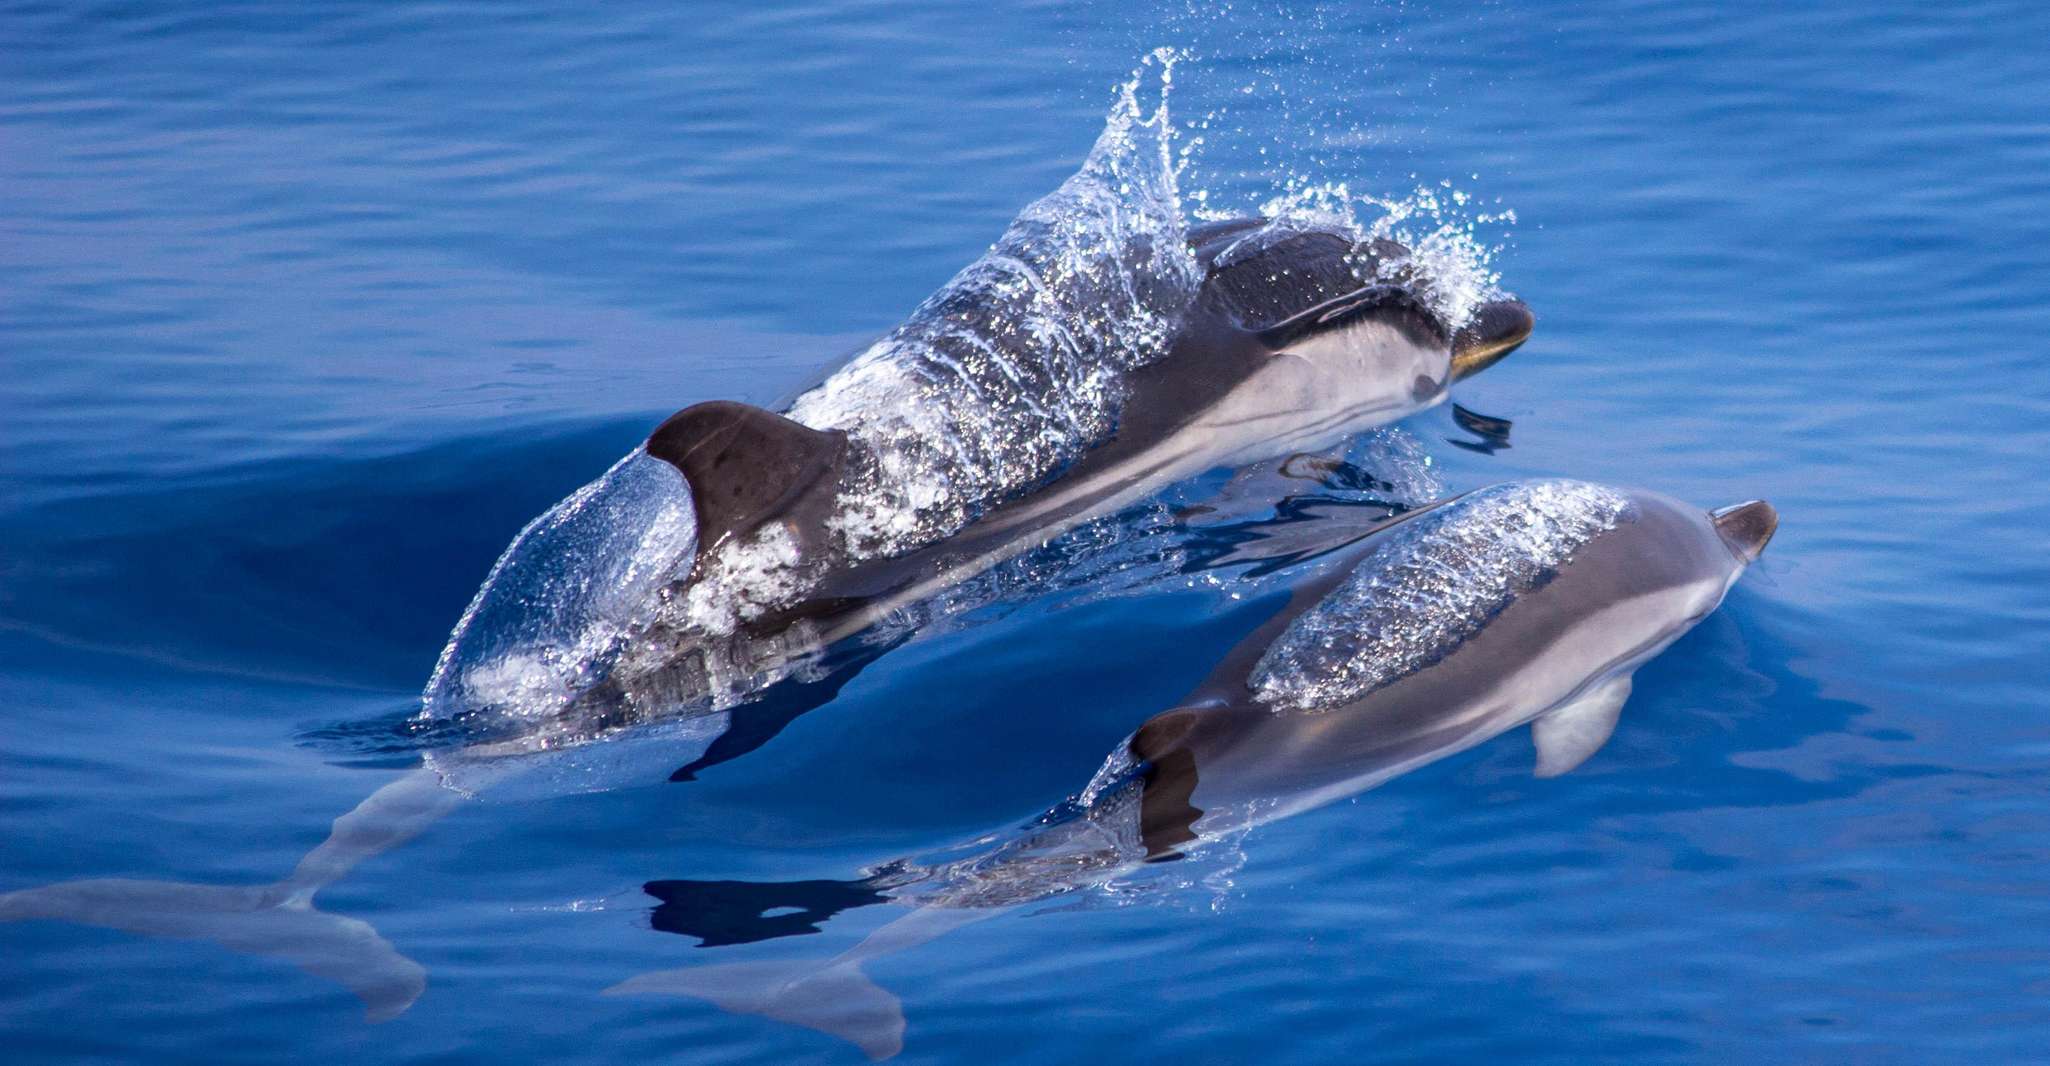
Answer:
666;219;1530;636
604;479;1778;1059
0;201;1529;1023
556;218;1534;770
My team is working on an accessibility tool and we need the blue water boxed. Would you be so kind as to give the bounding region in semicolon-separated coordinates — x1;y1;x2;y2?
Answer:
6;1;2050;1061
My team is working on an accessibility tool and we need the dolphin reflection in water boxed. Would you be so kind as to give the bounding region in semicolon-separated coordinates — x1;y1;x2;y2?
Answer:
606;479;1778;1059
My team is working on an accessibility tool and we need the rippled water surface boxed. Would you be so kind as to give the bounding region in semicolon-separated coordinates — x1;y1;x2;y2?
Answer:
6;2;2050;1062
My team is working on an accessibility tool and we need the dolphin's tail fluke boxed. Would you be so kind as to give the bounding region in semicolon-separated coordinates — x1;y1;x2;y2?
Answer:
0;877;425;1021
606;956;905;1060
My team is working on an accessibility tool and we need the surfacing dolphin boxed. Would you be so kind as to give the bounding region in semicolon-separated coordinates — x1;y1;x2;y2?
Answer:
424;66;1533;759
0;94;1528;1021
605;480;1778;1059
553;218;1533;772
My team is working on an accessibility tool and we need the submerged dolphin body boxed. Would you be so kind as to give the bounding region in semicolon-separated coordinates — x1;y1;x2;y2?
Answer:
0;132;1528;1022
606;480;1778;1059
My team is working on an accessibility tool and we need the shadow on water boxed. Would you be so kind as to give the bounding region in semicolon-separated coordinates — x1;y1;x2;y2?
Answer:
1637;593;1952;813
647;877;893;948
666;633;911;782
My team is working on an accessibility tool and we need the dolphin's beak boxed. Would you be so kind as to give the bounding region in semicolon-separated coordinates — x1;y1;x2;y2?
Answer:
1450;298;1535;381
1711;500;1778;563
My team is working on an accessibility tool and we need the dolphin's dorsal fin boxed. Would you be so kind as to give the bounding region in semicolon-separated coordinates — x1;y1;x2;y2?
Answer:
1532;674;1633;778
1127;708;1213;859
646;401;848;553
1255;284;1447;353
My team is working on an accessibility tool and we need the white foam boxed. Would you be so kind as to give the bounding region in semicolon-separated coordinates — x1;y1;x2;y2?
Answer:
676;522;806;637
419;448;698;723
1194;176;1516;333
782;50;1200;561
1359;181;1517;333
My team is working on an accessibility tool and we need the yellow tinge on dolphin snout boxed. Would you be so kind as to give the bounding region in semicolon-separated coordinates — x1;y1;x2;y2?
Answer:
1450;298;1535;381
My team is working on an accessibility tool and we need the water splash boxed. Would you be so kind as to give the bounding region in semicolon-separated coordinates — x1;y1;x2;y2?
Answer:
1355;179;1518;333
1165;14;1521;334
782;47;1201;564
419;448;697;727
1192;176;1516;333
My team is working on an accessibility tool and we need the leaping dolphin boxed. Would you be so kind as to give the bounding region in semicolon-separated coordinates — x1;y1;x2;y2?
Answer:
548;217;1533;767
425;70;1533;753
605;480;1778;1059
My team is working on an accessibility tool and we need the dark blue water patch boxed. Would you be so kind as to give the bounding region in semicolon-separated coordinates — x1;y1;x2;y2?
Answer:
0;416;655;690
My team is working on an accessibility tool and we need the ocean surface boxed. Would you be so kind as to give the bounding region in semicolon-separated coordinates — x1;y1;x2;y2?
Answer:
5;1;2050;1062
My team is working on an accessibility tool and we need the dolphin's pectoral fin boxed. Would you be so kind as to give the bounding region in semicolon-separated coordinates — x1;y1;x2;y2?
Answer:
646;401;848;554
1532;674;1633;779
606;958;905;1061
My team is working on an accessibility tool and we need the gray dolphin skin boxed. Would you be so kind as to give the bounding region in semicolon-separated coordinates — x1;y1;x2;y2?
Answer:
0;215;1532;1024
604;479;1777;1060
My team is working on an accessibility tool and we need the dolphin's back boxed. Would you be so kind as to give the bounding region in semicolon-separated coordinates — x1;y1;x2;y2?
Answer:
1190;218;1412;330
794;219;1431;606
1141;483;1745;831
